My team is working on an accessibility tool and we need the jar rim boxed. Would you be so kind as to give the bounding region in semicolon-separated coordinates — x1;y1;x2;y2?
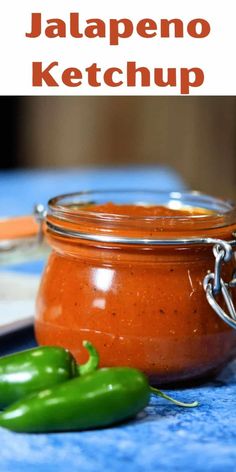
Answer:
46;190;236;246
48;189;236;223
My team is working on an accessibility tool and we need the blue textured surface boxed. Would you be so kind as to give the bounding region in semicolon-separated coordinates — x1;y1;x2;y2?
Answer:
1;168;236;471
1;328;236;472
0;166;185;217
0;166;185;274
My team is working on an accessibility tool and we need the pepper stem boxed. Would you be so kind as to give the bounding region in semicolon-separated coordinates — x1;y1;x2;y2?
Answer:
77;340;99;376
150;387;199;408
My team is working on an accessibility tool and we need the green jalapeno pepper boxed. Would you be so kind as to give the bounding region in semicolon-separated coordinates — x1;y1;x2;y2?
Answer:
0;340;99;408
0;367;198;433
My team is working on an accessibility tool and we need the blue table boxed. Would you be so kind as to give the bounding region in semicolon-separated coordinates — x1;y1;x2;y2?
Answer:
0;166;185;274
1;168;236;472
0;166;185;217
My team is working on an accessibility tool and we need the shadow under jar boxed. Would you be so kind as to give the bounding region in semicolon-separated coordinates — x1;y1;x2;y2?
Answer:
35;190;236;385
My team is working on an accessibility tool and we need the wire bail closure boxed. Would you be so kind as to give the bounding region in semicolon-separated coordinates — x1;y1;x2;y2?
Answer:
203;240;236;329
34;204;47;243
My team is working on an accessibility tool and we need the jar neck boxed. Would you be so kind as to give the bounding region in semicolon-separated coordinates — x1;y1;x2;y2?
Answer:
46;190;236;248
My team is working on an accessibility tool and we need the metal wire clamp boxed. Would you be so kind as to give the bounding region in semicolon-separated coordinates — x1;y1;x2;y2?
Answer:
203;240;236;329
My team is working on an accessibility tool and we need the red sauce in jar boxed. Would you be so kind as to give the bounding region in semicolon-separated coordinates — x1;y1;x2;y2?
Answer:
82;202;204;216
35;197;236;384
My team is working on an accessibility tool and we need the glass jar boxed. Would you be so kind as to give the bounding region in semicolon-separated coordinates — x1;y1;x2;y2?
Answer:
35;190;236;384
